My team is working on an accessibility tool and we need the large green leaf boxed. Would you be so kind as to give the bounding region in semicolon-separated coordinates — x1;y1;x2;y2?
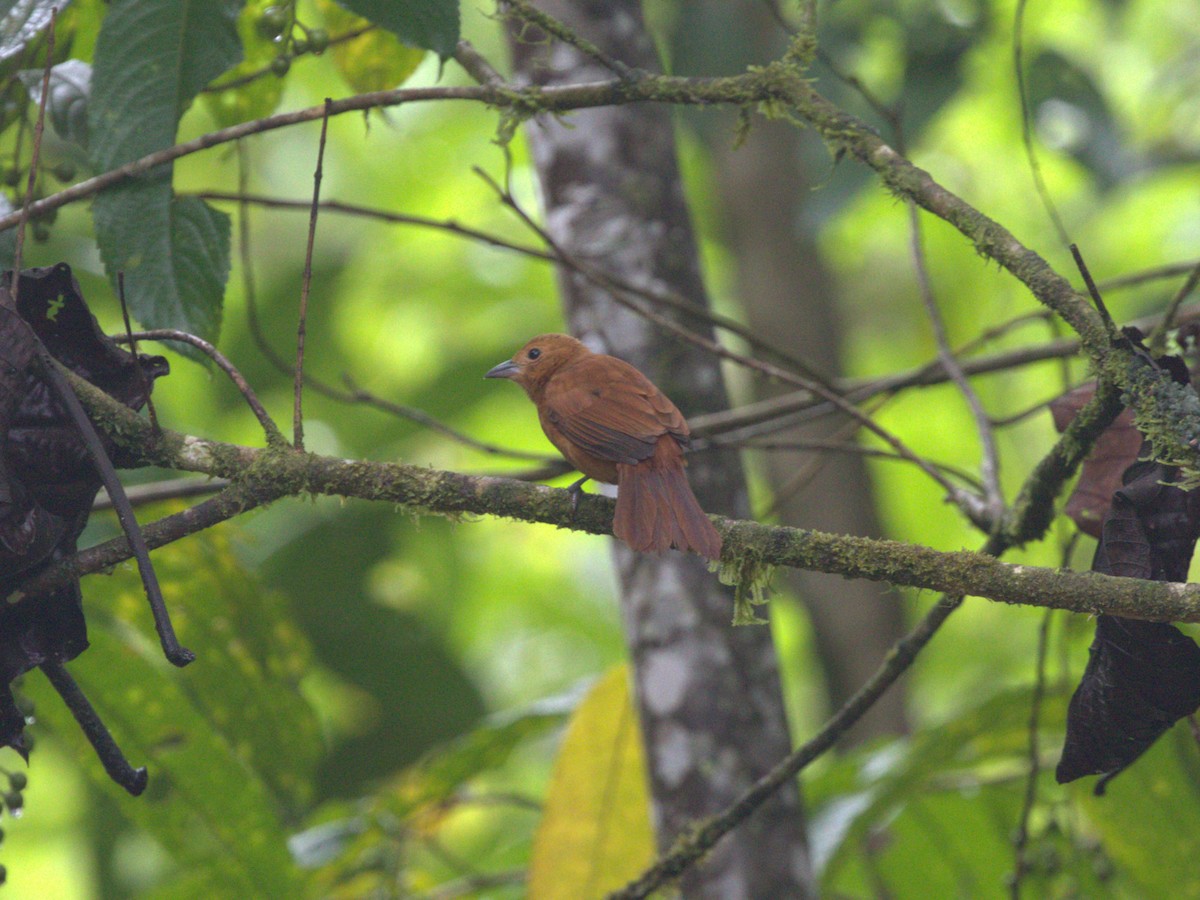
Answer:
92;185;230;346
88;0;241;344
25;532;322;895
810;687;1116;897
1075;723;1200;898
0;0;58;65
334;0;459;60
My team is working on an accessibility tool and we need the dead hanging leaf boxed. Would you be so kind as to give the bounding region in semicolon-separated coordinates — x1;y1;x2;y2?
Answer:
1049;383;1140;538
1057;438;1200;794
0;264;167;783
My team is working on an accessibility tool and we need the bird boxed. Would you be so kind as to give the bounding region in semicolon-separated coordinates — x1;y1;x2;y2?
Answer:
485;333;723;560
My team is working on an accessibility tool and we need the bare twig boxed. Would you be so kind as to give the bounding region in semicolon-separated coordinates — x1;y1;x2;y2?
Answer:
11;7;55;302
908;202;1003;519
94;476;229;510
114;329;284;445
1011;607;1053;899
40;659;148;796
1014;0;1071;248
453;38;505;87
117;272;160;432
1148;259;1200;353
294;99;332;450
195;190;554;261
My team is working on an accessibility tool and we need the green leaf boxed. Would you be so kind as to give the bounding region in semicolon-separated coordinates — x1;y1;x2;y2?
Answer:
25;532;322;895
88;0;241;343
317;0;425;93
19;58;91;152
528;665;654;899
1075;723;1200;898
333;0;459;60
202;0;285;129
92;185;230;343
0;0;57;66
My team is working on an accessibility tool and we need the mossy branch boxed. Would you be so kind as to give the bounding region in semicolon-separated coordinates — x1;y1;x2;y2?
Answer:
24;373;1200;625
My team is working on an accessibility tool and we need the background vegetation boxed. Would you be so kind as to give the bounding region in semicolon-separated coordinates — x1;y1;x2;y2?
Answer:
0;0;1197;896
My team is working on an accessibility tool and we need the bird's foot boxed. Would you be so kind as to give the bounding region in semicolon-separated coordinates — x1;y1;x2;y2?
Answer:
566;476;590;514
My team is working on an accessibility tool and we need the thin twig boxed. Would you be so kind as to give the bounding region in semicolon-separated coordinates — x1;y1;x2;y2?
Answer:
720;433;985;493
294;99;332;450
34;351;193;667
1148;259;1200;353
195;191;555;261
117;271;160;433
453;38;505;87
502;0;637;80
1014;0;1071;248
114;329;284;445
1010;607;1052;899
1070;243;1117;334
40;658;148;796
11;7;55;302
94;476;229;510
908;201;1003;519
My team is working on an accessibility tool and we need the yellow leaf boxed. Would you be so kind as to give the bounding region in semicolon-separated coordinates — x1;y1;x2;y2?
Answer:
529;665;655;899
316;0;425;94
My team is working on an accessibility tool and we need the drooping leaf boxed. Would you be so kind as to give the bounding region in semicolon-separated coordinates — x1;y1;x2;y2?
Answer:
88;0;240;344
1050;382;1140;538
1058;430;1200;793
1057;615;1200;792
0;264;167;760
528;665;653;900
333;0;459;60
317;0;425;93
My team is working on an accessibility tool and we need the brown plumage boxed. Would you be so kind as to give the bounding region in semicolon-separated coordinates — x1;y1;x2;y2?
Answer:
486;334;722;560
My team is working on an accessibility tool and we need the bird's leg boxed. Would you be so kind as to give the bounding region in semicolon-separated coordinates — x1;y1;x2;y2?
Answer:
566;475;590;514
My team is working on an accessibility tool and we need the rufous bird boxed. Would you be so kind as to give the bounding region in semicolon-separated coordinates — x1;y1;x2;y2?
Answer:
486;334;722;560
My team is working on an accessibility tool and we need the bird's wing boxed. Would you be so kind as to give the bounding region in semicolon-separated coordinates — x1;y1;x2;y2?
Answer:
542;359;689;465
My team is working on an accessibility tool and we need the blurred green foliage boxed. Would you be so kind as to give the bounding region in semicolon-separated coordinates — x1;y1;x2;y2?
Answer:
0;0;1197;897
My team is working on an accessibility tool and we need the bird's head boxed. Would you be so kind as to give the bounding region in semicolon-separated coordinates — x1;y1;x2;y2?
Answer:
485;333;590;398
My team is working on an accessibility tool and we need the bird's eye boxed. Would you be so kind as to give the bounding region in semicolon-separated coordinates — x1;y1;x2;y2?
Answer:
527;348;541;360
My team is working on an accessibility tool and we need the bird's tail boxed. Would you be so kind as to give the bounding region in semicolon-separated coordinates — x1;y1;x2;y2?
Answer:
613;439;722;560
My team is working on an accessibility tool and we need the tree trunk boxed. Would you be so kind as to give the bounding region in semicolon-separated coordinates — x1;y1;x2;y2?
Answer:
669;2;910;744
508;2;814;896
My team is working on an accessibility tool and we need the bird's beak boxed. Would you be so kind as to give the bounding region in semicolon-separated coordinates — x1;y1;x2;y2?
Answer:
484;359;520;379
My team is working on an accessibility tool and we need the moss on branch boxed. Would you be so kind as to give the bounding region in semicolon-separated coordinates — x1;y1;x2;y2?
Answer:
42;375;1200;625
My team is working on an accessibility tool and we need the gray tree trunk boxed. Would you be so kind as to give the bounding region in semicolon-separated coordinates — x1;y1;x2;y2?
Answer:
508;2;814;896
669;3;910;744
